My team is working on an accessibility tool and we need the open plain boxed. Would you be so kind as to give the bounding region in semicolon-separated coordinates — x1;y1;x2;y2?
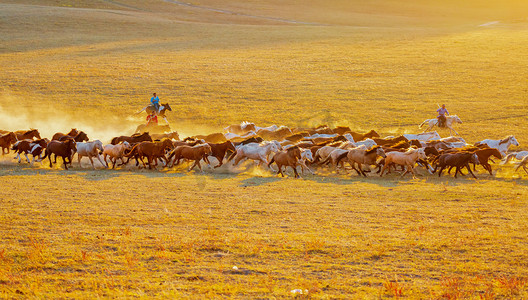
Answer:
0;0;527;298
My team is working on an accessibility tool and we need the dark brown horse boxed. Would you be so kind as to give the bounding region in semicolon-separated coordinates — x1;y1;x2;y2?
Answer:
15;129;41;140
44;139;77;170
268;146;302;178
52;128;79;141
58;131;89;142
433;152;479;179
208;141;236;168
0;132;17;155
111;132;152;145
126;139;174;169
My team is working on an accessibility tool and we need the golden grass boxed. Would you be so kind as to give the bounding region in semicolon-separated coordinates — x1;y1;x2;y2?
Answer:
0;0;527;297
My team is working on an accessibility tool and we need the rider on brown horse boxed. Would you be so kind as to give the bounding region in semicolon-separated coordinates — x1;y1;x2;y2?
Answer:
437;104;449;128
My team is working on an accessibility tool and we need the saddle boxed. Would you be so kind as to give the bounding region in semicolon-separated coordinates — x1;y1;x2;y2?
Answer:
437;116;446;128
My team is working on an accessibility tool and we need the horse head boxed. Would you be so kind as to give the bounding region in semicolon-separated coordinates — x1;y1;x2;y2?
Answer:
287;146;302;160
68;128;79;136
452;115;462;124
301;149;313;162
77;131;89;142
510;136;519;147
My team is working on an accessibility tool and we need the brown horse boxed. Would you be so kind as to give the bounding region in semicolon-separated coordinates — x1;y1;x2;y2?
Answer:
193;132;227;144
335;146;387;177
373;135;408;146
52;128;79;141
15;129;41;140
433;152;479;179
12;139;48;164
257;127;293;141
126;139;174;169
151;131;180;141
168;144;213;171
59;131;89;142
111;132;152;145
332;126;352;135
0;132;17;155
268;146;302;178
208;141;236;168
350;130;380;142
473;148;502;175
44;139;77;170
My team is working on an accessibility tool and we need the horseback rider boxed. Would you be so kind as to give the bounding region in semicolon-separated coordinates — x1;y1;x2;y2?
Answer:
150;92;160;114
437;104;449;128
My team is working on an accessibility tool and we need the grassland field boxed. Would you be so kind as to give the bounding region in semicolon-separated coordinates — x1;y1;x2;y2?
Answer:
0;0;527;298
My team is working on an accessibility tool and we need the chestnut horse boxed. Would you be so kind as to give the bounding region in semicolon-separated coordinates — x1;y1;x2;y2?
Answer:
111;132;152;145
52;129;79;141
44;139;77;170
474;148;502;175
59;131;89;142
335;145;386;177
208;141;236;168
151;131;180;141
127;139;174;169
168;144;213;171
268;146;302;178
350;130;380;142
0;132;17;155
12;139;47;164
15;129;41;140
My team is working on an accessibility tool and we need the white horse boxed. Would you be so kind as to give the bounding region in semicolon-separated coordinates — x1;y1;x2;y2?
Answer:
103;141;131;168
355;138;377;148
475;135;519;156
514;156;528;174
231;141;281;167
502;151;528;164
77;140;107;169
419;115;463;135
404;131;441;142
297;148;315;175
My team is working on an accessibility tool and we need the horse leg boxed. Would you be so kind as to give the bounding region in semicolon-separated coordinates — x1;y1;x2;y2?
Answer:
214;155;223;168
466;164;477;179
96;154;107;168
88;156;95;169
63;156;69;170
292;165;300;178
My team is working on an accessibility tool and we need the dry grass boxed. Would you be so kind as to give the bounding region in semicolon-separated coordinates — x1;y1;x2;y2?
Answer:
0;0;527;298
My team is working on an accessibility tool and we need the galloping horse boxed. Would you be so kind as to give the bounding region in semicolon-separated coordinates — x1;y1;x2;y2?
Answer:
127;139;174;169
44;139;77;170
229;141;281;167
52;129;79;141
76;140;106;169
15;129;41;140
335;145;386;177
473;148;502;175
0;132;17;155
514;156;528;174
207;141;236;168
380;148;427;179
111;132;152;145
138;103;172;124
103;141;131;169
268;146;302;178
12;139;47;164
59;131;89;142
475;135;519;156
419;115;463;136
433;152;479;179
169;144;213;172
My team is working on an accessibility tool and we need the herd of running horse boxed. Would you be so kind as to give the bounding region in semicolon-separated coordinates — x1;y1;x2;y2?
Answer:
0;122;526;178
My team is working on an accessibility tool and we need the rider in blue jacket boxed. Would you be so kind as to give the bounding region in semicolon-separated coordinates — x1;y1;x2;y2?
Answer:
150;93;160;113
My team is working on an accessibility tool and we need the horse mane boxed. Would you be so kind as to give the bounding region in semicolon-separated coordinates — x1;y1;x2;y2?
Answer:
365;145;380;154
287;145;299;152
499;135;514;145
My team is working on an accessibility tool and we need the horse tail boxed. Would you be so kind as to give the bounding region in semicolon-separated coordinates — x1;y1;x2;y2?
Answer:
125;144;140;158
136;105;148;115
419;120;428;128
319;153;333;165
334;151;349;166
